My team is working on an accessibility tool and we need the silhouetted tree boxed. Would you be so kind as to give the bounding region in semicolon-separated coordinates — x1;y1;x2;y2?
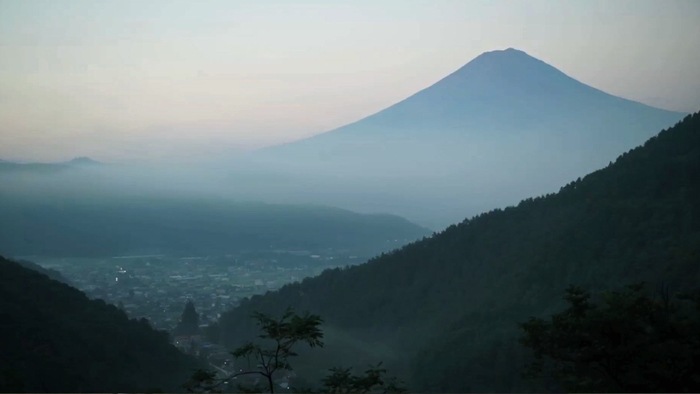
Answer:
175;300;200;337
184;308;406;393
321;363;408;393
185;307;323;393
519;283;700;393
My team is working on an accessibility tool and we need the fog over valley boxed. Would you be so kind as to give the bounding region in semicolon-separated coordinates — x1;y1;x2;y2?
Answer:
0;49;686;229
1;1;700;393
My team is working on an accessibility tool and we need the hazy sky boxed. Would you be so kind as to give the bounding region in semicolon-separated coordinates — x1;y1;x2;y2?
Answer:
1;0;699;162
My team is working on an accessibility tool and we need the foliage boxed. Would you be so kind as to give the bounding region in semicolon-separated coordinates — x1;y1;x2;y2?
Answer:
220;113;700;392
175;300;201;337
321;363;408;393
185;309;405;393
0;256;199;393
186;308;324;393
519;283;700;392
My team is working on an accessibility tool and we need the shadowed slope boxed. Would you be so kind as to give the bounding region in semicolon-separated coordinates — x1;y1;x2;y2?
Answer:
0;256;198;392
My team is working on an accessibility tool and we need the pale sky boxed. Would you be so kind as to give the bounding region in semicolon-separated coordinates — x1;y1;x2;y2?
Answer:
1;0;699;162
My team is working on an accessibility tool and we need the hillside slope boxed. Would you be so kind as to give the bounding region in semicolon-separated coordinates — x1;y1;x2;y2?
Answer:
220;113;700;391
0;256;198;392
0;197;429;258
270;48;683;153
14;259;72;285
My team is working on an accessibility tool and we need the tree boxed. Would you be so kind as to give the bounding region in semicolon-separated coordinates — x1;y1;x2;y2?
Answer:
320;363;408;393
185;307;323;393
184;308;406;393
176;300;200;337
519;283;700;393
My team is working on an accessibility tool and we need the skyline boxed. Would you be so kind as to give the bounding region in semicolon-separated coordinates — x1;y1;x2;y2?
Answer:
1;0;699;163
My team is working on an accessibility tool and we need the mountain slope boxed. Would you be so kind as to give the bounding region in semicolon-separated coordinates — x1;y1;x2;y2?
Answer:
220;113;700;390
0;196;430;258
0;256;198;392
246;48;686;228
269;48;684;155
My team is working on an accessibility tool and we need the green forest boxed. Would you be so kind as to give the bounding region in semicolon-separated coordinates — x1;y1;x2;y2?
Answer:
219;112;700;391
0;256;199;392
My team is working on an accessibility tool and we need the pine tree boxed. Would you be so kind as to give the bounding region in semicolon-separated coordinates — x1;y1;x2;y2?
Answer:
175;300;200;337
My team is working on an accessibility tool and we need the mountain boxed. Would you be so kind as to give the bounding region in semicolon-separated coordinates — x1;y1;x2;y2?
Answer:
0;196;430;258
0;256;198;392
0;161;70;174
219;113;700;391
266;48;684;161
246;48;686;228
66;157;102;166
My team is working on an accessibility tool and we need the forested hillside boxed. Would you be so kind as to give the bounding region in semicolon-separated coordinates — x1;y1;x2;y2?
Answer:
13;259;72;285
0;256;198;392
220;112;700;391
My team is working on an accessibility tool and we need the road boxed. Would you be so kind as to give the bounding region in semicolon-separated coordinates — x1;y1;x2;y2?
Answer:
210;363;235;379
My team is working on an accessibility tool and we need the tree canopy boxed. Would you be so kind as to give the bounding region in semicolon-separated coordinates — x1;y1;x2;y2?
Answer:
185;308;405;393
519;283;700;392
175;301;201;337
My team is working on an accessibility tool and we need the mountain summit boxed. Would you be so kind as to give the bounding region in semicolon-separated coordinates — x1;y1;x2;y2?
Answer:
244;48;686;227
265;48;683;147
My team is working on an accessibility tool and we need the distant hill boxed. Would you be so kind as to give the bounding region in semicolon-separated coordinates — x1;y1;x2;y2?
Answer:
0;197;430;258
0;256;198;392
0;157;102;174
67;157;102;166
0;161;70;174
247;48;686;228
220;113;700;391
